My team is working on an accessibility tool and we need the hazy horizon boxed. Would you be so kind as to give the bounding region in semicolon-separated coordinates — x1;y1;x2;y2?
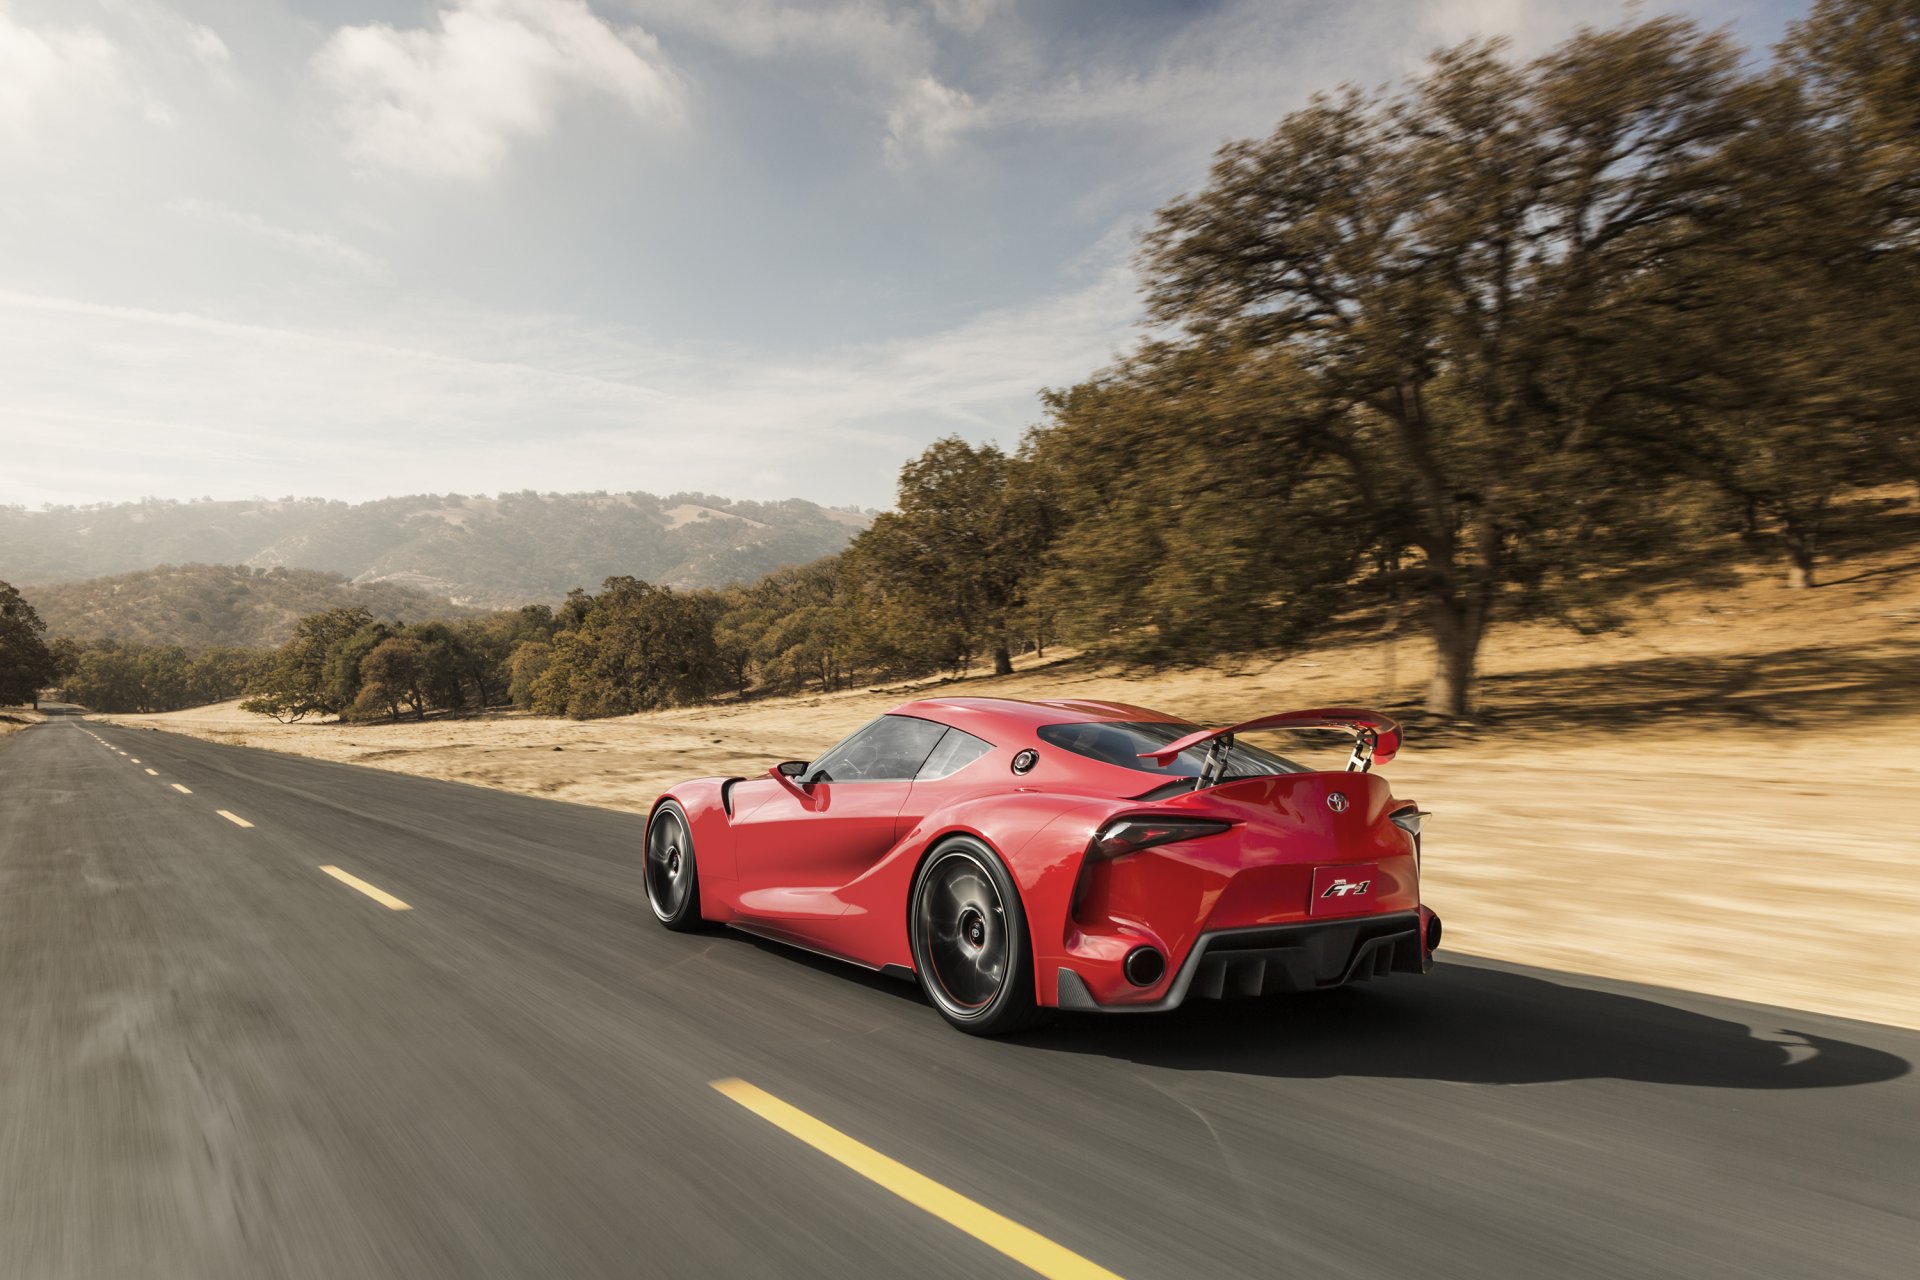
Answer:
1;487;877;513
2;0;1801;511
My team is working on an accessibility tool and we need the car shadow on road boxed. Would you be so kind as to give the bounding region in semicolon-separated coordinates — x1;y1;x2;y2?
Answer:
1024;958;1913;1090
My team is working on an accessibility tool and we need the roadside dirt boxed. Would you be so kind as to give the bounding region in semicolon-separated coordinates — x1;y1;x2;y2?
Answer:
105;533;1920;1028
0;708;47;738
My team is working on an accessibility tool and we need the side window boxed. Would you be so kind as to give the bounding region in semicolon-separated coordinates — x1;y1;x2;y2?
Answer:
915;728;995;781
808;715;949;783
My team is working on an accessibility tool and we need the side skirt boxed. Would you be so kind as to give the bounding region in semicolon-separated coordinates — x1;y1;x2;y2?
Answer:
724;922;918;984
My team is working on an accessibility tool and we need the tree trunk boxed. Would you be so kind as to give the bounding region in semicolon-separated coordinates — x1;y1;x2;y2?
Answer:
1426;604;1483;718
1783;532;1817;589
1780;500;1825;589
992;644;1013;676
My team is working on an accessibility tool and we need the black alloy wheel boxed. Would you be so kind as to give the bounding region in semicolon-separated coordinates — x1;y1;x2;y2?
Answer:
910;837;1049;1036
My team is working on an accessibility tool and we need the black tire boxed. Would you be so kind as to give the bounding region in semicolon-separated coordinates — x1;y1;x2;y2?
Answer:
909;837;1052;1036
645;801;703;932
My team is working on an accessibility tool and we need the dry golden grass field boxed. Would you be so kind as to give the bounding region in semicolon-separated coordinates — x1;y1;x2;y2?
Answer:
105;501;1920;1028
0;708;47;738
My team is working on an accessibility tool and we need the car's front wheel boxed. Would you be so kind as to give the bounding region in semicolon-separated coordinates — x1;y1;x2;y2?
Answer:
645;801;702;931
910;838;1050;1036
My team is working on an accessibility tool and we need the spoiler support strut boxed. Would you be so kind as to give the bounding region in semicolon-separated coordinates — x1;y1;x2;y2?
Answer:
1346;726;1379;774
1198;734;1235;788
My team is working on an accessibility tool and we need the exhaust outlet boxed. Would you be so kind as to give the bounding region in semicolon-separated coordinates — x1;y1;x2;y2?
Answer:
1425;914;1443;952
1123;946;1166;987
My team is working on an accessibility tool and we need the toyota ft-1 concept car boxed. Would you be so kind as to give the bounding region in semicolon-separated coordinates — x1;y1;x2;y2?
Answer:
644;698;1441;1035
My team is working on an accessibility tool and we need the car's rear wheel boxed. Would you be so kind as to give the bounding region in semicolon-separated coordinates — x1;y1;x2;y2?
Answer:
910;838;1050;1036
645;801;702;931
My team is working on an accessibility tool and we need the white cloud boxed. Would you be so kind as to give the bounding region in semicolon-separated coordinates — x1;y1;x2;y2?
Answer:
626;1;981;165
928;0;1012;35
0;244;1137;507
99;0;235;73
883;73;981;164
0;2;244;151
164;199;390;280
0;9;122;138
852;0;1629;179
622;0;927;73
183;23;229;68
313;0;684;180
1421;0;1584;60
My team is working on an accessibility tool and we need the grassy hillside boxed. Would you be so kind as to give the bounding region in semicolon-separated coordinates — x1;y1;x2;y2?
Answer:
27;564;477;648
0;491;871;606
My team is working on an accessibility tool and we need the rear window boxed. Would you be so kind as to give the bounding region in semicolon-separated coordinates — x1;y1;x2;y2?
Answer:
1037;721;1307;778
916;727;995;780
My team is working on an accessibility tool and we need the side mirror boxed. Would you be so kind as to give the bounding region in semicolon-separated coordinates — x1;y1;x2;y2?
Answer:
776;760;810;778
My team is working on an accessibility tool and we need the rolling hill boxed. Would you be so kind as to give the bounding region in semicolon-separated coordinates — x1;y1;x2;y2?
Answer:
1;491;871;607
26;565;479;649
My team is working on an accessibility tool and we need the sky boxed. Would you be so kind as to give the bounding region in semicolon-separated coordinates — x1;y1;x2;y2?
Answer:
0;0;1806;510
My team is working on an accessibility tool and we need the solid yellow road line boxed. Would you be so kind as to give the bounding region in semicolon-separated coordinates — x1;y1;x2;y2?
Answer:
710;1079;1124;1280
144;768;158;775
171;784;192;794
216;809;254;828
318;865;411;911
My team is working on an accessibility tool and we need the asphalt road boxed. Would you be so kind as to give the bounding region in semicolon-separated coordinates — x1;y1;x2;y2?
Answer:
3;713;1916;1280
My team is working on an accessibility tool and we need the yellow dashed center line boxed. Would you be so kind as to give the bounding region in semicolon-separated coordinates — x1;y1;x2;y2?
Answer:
130;758;140;764
171;784;192;794
710;1079;1125;1280
318;866;411;911
144;768;158;776
216;810;254;828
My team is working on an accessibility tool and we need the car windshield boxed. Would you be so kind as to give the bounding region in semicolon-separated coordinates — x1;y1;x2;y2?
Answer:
1037;721;1307;778
806;714;949;782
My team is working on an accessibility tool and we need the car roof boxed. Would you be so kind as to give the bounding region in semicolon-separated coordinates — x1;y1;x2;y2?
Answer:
890;696;1184;737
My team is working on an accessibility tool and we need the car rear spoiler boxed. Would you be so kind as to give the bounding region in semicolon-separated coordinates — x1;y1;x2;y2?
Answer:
1139;708;1403;779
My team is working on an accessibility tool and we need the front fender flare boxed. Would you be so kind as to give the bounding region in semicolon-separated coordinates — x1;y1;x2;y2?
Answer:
650;778;741;881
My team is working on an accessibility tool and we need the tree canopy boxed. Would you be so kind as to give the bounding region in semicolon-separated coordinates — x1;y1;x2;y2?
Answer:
0;582;59;707
1026;6;1918;713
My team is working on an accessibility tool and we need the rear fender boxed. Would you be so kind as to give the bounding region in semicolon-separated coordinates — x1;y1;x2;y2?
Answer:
840;793;1118;995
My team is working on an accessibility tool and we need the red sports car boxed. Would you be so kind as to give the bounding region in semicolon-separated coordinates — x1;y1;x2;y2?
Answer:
644;698;1441;1035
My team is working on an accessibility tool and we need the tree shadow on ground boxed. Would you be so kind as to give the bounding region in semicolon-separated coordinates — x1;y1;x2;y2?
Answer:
1390;633;1920;748
1021;958;1913;1090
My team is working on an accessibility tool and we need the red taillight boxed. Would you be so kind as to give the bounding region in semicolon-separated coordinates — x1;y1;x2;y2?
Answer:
1089;815;1232;859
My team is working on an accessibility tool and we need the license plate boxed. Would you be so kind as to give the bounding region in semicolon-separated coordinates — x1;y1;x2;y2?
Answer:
1311;863;1382;916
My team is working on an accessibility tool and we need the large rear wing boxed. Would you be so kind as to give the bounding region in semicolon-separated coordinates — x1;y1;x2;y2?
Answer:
1139;707;1403;781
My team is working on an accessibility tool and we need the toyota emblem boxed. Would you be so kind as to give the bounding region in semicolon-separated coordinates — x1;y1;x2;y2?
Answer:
1326;792;1350;813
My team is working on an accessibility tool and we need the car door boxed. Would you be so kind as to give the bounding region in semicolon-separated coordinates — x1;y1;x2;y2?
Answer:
731;714;949;919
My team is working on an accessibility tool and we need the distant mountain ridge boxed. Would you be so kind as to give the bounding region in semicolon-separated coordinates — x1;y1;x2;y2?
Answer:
2;491;871;606
28;564;479;648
